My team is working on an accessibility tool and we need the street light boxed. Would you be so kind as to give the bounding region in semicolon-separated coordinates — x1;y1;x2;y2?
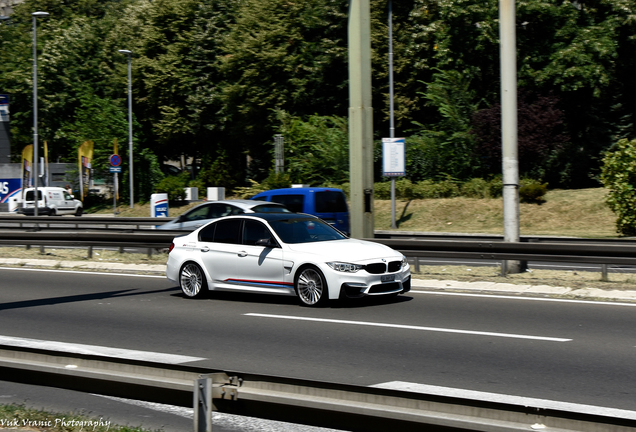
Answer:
118;49;134;208
32;11;49;217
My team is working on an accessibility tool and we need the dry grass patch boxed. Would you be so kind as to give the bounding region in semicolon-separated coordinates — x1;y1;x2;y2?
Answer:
375;188;617;238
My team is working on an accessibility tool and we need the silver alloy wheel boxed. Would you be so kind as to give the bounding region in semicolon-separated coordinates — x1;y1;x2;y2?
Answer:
180;262;205;298
296;267;326;306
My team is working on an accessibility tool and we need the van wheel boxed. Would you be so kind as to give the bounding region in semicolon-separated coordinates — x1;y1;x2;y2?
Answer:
75;207;83;217
48;209;56;216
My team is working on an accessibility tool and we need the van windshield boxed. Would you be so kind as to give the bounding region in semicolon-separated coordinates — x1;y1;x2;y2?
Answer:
315;191;347;213
25;190;43;201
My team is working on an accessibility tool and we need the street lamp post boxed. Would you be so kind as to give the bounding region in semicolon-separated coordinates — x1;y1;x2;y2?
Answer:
118;49;134;209
32;11;49;217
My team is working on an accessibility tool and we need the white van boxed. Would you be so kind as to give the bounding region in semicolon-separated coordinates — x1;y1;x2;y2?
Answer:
19;187;83;216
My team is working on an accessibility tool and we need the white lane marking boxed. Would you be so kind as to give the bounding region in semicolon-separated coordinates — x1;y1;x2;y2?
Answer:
371;381;636;421
0;267;165;278
411;290;636;307
244;314;571;342
0;335;205;364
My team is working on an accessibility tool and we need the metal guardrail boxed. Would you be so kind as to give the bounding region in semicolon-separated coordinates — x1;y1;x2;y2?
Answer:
1;344;635;432
0;215;169;229
1;228;636;272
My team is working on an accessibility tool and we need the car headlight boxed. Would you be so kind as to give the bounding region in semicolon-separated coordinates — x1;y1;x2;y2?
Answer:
401;256;408;269
327;262;363;273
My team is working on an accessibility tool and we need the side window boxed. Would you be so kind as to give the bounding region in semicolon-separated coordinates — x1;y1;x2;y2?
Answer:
184;206;210;222
243;220;273;246
213;219;242;244
63;191;73;200
229;205;245;215
199;223;216;243
315;191;348;213
271;194;304;213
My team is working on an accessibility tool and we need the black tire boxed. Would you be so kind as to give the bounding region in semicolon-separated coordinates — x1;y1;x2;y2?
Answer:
295;266;328;306
48;208;56;216
75;207;83;217
179;262;208;298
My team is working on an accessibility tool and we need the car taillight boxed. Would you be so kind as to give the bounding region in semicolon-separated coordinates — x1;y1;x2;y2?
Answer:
168;243;175;254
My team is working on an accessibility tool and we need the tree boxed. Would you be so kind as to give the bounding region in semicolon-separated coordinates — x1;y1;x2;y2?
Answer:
216;0;349;175
471;92;570;181
600;138;636;236
276;111;349;186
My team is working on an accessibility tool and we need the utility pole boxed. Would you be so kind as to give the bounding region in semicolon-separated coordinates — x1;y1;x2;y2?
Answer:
348;0;374;239
499;0;521;274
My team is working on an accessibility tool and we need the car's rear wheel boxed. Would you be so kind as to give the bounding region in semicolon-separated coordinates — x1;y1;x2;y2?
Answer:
179;262;207;298
295;266;327;306
48;208;56;216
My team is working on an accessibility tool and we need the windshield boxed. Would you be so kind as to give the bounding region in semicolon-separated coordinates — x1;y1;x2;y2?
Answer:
251;204;291;213
269;218;346;244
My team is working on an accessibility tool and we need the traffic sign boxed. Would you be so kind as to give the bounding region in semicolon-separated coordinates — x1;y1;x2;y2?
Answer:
110;166;122;173
110;154;122;167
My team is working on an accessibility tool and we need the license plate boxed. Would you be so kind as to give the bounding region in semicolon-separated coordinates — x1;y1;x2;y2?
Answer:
381;274;395;283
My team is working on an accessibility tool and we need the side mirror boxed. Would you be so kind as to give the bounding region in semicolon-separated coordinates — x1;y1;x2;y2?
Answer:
255;238;277;248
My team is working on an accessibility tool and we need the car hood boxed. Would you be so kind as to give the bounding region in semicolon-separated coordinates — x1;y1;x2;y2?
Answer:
285;238;401;262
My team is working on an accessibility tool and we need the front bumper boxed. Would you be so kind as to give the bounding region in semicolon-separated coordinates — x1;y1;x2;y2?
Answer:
337;274;411;299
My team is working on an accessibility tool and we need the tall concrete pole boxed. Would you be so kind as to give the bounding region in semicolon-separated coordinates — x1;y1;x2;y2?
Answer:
348;0;374;239
499;0;521;273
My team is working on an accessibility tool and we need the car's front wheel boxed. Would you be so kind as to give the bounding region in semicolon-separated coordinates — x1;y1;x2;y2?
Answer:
179;262;207;298
295;266;327;306
75;207;83;217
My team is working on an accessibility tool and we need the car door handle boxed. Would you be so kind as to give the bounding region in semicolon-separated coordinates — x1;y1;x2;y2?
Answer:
238;251;247;257
201;246;210;253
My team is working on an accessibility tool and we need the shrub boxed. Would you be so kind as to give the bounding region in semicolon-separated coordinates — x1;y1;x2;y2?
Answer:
155;173;189;202
233;180;268;199
374;182;391;199
519;179;548;204
263;171;292;189
600;138;636;235
461;178;490;198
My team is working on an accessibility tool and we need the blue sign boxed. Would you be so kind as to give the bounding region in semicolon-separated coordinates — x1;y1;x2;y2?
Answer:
0;179;22;203
109;167;122;173
110;154;122;167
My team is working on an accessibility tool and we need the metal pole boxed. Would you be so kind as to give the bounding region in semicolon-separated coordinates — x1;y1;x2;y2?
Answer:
389;0;397;229
348;0;374;239
32;12;49;217
127;54;133;209
499;0;521;273
118;50;134;209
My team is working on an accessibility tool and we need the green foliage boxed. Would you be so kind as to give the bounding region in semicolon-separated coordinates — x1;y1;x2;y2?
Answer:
411;70;481;180
2;0;636;193
196;151;237;193
264;171;292;189
277;111;349;186
600;138;636;235
155;173;188;203
232;180;268;199
460;178;491;198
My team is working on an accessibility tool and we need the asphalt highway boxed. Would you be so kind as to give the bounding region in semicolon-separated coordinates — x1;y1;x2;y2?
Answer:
1;266;636;430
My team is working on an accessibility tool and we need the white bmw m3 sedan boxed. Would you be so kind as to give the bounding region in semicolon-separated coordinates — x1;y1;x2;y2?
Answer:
166;213;411;306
